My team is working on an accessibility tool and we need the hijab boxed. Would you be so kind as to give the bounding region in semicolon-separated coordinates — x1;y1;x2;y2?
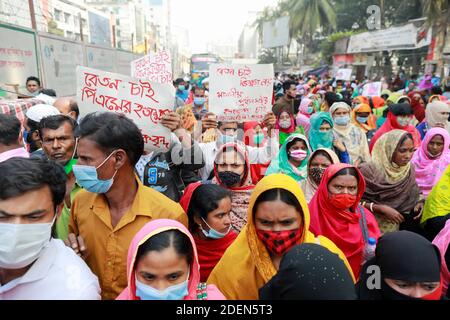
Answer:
116;219;225;300
259;243;356;300
407;91;426;122
309;112;334;150
265;133;311;182
212;142;254;232
432;220;450;297
425;101;450;133
369;103;422;152
179;182;238;282
411;128;450;198
421;164;450;225
275;111;296;134
309;163;381;278
357;231;442;300
300;148;340;203
351;103;377;133
206;173;354;299
299;97;313;117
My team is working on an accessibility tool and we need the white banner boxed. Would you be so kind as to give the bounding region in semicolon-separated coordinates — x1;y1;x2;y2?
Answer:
362;81;382;97
263;16;290;49
347;23;432;54
131;50;173;84
0;25;38;94
76;66;175;152
209;63;274;122
335;68;352;81
39;34;84;96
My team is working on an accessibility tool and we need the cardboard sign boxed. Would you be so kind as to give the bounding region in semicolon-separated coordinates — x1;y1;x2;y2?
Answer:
362;81;382;97
335;68;352;81
209;63;274;122
131;50;173;84
76;66;175;152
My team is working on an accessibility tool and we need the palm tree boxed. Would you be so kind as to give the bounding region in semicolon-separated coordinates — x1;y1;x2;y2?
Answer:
421;0;449;78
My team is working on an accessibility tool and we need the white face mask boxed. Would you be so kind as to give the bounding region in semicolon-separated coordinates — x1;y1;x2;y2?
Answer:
0;217;55;269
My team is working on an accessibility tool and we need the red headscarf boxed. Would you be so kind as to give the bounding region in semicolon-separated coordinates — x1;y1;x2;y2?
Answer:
407;91;426;122
308;163;381;279
275;111;296;134
369;112;422;152
178;181;238;282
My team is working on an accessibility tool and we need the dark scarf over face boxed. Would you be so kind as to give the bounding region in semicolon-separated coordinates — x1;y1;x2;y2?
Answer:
357;231;442;300
259;243;356;300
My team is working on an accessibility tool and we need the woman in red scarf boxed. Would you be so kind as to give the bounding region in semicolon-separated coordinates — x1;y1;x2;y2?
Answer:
243;121;270;183
276;111;305;145
308;163;381;278
407;91;426;123
369;103;422;152
180;182;238;282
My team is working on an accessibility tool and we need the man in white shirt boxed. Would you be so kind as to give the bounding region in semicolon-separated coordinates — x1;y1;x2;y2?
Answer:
0;157;100;300
197;112;278;181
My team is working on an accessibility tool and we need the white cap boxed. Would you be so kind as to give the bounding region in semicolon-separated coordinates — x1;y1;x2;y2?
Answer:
201;77;209;84
26;104;60;122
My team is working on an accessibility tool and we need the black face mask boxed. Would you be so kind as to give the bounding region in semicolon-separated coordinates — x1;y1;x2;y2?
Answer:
309;167;325;185
218;171;242;188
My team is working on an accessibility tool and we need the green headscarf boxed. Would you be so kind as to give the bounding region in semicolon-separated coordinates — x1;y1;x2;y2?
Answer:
309;112;334;151
265;133;311;182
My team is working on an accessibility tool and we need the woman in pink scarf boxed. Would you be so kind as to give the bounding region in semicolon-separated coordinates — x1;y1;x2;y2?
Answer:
432;220;450;298
411;127;450;198
296;97;313;135
116;219;226;300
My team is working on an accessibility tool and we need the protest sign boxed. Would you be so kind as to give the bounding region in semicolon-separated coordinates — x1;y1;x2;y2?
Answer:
209;63;274;122
131;50;173;84
76;66;175;152
362;81;382;97
335;68;352;81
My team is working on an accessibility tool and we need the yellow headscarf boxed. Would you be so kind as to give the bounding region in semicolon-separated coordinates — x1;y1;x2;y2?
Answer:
421;164;450;225
371;129;412;183
207;173;354;300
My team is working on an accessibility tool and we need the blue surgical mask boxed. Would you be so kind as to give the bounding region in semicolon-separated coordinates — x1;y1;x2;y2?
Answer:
72;151;118;194
219;133;236;145
201;218;231;239
178;85;185;91
396;116;410;127
135;269;190;300
253;133;264;145
193;97;205;106
356;116;369;124
334;115;350;126
307;106;314;114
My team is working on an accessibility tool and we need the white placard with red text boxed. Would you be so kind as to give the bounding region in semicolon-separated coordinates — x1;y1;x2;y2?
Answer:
335;68;352;81
76;66;175;152
209;63;274;122
131;50;173;84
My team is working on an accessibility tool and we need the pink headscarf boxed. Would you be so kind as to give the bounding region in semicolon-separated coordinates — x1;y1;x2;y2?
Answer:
296;114;311;135
116;219;226;300
299;97;313;117
411;127;450;198
432;220;450;296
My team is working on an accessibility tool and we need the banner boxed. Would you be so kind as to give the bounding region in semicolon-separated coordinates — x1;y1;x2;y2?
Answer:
39;34;84;96
335;68;352;81
362;81;382;97
131;50;173;84
209;63;274;122
262;16;290;49
76;66;175;152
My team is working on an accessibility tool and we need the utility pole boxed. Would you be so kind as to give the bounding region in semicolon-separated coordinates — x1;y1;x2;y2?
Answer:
28;0;37;30
131;33;134;52
112;25;116;48
79;13;84;43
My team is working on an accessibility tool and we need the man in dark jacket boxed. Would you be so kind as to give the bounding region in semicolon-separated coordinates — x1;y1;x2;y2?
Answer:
272;80;296;117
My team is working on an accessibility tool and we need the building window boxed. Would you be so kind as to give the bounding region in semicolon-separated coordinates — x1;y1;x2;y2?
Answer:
54;9;62;21
64;13;71;24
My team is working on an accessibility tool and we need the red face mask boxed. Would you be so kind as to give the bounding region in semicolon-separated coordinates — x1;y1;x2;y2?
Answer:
256;227;303;256
330;193;357;210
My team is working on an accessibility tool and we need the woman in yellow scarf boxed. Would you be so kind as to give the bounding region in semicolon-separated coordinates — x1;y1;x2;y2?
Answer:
207;173;354;300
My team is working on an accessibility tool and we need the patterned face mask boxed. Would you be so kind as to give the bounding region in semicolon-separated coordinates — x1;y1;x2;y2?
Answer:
256;227;303;256
309;167;326;185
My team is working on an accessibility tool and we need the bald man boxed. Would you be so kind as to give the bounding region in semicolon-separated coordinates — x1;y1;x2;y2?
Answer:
53;97;79;121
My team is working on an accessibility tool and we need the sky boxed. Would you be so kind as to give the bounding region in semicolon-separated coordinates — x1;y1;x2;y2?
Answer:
171;0;279;54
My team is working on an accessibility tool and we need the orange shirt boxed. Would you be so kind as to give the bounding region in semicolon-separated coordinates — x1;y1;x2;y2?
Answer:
68;178;187;300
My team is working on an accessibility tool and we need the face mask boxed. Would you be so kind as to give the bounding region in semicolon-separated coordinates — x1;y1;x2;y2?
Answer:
193;97;205;106
219;133;236;145
253;133;264;145
288;149;308;161
334;115;350;126
178;85;185;91
396;116;410;127
256;227;303;256
307;106;314;114
310;167;326;185
356;116;369;124
72;151;118;194
0;216;55;269
135;268;190;300
330;193;357;210
200;218;231;239
218;171;242;188
279;119;292;129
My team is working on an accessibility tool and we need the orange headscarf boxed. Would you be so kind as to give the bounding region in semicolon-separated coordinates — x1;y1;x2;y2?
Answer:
351;103;377;133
